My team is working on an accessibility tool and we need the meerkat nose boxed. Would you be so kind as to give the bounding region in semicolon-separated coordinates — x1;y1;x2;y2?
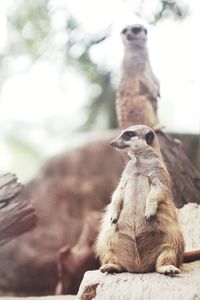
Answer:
127;34;132;41
110;140;117;147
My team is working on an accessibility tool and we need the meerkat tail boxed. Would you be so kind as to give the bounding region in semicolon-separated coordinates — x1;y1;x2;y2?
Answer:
183;250;200;263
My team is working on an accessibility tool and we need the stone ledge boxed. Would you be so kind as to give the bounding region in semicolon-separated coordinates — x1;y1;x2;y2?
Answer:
0;296;76;300
78;261;200;300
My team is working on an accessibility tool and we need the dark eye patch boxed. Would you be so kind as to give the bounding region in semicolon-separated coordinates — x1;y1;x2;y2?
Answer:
145;131;155;145
144;28;147;35
122;131;136;141
121;28;127;35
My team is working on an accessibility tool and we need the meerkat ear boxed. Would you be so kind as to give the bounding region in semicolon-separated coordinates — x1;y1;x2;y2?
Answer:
145;131;154;145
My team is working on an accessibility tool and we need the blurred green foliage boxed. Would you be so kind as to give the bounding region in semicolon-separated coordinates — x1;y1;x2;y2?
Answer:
7;0;50;58
151;0;188;23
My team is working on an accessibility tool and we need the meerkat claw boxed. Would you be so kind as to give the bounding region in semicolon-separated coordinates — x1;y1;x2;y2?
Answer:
110;217;118;225
145;214;155;222
145;205;157;221
145;210;156;221
110;212;119;225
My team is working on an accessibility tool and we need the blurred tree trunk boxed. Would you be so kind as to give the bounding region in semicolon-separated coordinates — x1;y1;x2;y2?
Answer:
157;131;200;208
0;173;37;246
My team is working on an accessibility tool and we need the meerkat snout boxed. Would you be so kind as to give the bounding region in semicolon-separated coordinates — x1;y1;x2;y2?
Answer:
110;129;136;150
127;34;133;41
110;140;117;147
110;137;129;150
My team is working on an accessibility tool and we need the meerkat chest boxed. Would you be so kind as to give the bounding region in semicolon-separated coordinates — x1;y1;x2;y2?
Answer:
121;159;151;208
118;77;140;97
124;173;150;207
118;173;150;235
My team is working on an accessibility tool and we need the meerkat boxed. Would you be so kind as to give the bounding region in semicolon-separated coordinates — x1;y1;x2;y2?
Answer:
116;24;160;129
96;124;185;276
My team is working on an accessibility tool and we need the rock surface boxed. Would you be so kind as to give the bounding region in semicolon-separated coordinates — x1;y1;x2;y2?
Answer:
177;203;200;251
78;262;200;300
0;297;76;300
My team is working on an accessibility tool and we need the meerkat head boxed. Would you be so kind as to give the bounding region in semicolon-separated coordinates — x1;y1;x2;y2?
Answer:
121;24;147;49
110;125;159;156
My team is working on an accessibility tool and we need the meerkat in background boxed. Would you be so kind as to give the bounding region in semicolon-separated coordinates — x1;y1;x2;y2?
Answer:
116;24;160;129
96;125;185;275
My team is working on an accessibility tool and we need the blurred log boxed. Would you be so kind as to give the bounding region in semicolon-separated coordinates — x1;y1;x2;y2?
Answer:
0;173;37;246
157;131;200;208
171;133;200;170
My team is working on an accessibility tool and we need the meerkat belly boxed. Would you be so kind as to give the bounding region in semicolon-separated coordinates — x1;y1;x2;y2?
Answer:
114;175;164;272
118;174;150;235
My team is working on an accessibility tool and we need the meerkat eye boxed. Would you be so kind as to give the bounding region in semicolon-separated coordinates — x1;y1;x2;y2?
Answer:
144;28;147;35
121;28;127;35
131;27;142;34
122;131;136;141
145;131;155;145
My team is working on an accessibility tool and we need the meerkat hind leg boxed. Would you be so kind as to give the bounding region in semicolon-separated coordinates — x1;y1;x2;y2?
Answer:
156;249;180;276
156;265;180;276
100;263;123;274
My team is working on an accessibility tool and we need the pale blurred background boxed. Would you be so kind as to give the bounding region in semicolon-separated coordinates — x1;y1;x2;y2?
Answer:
0;0;200;181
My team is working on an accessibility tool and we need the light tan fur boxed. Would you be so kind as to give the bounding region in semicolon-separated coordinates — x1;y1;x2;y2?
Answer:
96;125;185;276
116;24;160;129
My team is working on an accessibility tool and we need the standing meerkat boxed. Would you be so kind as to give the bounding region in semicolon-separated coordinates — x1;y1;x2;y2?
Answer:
96;124;185;275
116;24;160;129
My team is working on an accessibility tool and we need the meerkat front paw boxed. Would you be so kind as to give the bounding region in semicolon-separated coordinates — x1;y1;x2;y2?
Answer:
110;207;121;225
145;212;155;221
110;213;119;225
145;205;157;221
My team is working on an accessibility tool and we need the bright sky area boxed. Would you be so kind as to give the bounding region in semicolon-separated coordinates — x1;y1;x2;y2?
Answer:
0;0;200;180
